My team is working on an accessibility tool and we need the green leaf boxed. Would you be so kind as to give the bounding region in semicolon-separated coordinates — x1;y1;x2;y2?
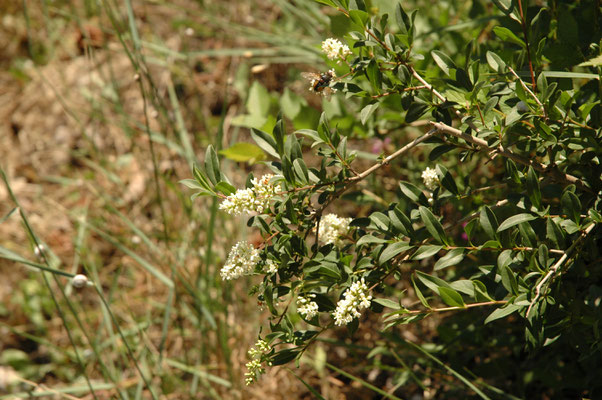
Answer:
561;190;581;224
578;54;602;67
399;181;428;205
379;241;412;264
395;3;411;34
214;181;236;196
499;265;518;295
484;303;522;324
534;119;557;144
479;206;499;240
313;0;337;6
480;240;501;249
449;280;475;296
486;51;507;73
390;207;414;238
518;221;537;247
365;59;382;91
431;50;456;77
473;280;494;301
317;263;342;280
369;212;390;231
356;235;387;246
360;102;379;125
372;298;401;310
405;101;429;123
204;145;222;185
436;164;458;195
349;9;369;27
497;213;537;232
247;81;271;117
589;209;602;223
271;349;300;366
541;71;599;80
412;245;443;260
180;178;202;191
292;158;309;184
525;166;541;209
296;129;323;146
219;143;265;163
505;159;521;184
264;285;277;315
438;287;465;308
411;274;430;308
492;26;526;48
250;128;280;159
280;88;304;119
434;248;465;270
415;270;451;294
546;218;565;248
273;117;286;157
429;144;455;161
419;206;447;245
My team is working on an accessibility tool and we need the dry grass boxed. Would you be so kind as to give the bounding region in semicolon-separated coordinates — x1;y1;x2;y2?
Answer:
0;1;337;398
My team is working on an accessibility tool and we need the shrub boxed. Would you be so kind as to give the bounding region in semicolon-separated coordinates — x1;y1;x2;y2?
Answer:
185;0;601;397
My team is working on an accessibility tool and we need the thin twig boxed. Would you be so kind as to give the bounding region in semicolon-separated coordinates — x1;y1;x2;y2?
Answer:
430;121;587;189
508;66;547;119
351;128;437;182
526;223;597;317
314;128;437;216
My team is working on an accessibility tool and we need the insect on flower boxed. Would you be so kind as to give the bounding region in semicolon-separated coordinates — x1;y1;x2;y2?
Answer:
301;69;337;100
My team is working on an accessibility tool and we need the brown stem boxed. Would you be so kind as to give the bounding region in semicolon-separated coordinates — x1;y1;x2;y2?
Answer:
430;121;588;190
508;66;546;118
526;223;597;316
517;0;537;91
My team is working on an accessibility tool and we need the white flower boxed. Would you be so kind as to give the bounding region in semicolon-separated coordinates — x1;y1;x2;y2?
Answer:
248;339;270;357
72;274;89;289
245;340;271;385
297;294;319;320
264;259;278;274
219;174;279;215
422;167;440;191
333;279;372;326
318;213;352;246
322;38;352;63
245;359;264;386
220;241;260;280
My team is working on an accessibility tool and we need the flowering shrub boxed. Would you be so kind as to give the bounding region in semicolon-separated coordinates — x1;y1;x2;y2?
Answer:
183;1;601;397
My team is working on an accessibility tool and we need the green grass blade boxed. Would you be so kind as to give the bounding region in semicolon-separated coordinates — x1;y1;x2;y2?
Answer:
325;362;403;400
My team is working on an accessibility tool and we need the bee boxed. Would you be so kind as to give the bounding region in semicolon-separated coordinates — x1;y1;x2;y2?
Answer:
301;70;336;99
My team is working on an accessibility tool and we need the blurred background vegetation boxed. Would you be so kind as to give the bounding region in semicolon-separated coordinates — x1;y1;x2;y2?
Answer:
0;0;599;399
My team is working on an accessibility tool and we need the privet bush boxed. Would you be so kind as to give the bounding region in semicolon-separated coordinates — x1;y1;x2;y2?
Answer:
184;0;601;397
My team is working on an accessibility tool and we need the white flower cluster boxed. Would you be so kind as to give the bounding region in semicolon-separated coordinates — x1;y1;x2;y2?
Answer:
264;259;278;274
333;279;372;326
220;241;260;280
322;38;352;63
219;174;279;216
245;340;271;385
318;213;352;246
422;167;440;190
297;293;319;320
